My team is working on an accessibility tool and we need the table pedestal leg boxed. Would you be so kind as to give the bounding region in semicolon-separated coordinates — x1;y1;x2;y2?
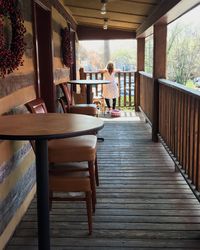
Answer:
35;139;50;250
86;85;92;104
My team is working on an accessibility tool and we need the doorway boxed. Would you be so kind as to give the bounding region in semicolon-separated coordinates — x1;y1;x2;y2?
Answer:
33;1;55;112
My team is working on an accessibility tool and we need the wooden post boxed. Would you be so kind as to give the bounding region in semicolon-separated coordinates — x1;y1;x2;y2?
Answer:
152;24;167;142
135;38;145;111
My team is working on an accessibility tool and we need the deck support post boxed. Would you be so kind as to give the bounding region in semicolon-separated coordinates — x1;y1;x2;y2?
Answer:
135;38;145;111
152;24;167;142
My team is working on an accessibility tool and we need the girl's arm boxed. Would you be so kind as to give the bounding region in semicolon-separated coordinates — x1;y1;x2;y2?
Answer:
97;69;107;73
114;69;121;73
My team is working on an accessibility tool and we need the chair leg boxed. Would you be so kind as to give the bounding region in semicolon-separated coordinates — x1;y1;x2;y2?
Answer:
86;191;92;235
88;161;96;213
95;155;99;186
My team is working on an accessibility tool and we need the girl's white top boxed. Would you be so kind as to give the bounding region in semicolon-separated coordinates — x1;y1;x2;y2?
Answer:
102;71;119;99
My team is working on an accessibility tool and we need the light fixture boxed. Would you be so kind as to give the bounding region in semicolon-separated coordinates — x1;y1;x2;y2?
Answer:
103;18;108;30
101;0;107;15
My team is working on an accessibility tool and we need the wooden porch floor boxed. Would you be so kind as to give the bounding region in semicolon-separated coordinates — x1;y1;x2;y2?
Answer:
6;111;200;249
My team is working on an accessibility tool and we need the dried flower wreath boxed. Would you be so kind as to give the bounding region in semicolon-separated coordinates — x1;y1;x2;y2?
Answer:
61;27;73;67
0;0;26;77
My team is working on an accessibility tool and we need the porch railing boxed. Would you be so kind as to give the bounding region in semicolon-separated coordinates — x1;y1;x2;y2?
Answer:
79;68;135;108
159;79;200;193
138;71;154;123
138;71;200;194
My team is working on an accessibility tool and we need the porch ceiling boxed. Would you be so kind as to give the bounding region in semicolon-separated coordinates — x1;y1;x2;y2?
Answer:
60;0;200;38
61;0;162;33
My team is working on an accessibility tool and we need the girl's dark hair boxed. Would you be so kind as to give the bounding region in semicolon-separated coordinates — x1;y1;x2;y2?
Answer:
107;62;114;73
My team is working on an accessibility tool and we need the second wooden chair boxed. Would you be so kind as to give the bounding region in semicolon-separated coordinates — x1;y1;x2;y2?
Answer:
59;82;97;116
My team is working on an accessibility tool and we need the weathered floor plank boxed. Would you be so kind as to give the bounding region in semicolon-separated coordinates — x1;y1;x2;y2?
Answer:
5;112;200;249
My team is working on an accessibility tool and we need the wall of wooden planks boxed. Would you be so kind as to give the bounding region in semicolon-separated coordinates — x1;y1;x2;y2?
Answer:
0;0;71;248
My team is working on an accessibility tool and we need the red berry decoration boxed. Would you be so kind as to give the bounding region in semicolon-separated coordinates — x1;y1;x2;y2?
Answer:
61;27;73;67
0;0;26;77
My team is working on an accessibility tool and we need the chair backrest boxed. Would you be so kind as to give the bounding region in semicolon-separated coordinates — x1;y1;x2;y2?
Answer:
58;96;68;113
25;98;48;114
59;83;73;106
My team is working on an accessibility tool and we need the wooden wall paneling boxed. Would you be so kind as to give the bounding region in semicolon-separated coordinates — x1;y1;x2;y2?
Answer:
0;86;36;115
52;7;70;85
0;0;36;247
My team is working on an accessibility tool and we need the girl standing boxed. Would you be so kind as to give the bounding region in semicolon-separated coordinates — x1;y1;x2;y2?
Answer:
100;62;119;112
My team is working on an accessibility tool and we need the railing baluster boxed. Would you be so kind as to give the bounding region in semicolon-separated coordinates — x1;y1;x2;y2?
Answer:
189;97;195;180
193;98;198;186
124;72;126;107
118;72;121;108
129;72;131;107
197;101;200;191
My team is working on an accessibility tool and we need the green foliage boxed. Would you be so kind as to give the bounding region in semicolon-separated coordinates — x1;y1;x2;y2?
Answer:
111;48;136;71
186;80;196;89
167;22;200;85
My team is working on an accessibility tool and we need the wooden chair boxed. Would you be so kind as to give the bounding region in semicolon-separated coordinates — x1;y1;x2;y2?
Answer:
59;83;97;116
25;98;98;234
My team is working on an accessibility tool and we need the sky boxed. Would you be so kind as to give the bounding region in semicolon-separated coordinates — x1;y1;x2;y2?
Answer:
170;4;200;28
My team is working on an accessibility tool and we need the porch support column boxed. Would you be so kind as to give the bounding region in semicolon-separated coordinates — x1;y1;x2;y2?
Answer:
152;23;167;142
135;38;145;111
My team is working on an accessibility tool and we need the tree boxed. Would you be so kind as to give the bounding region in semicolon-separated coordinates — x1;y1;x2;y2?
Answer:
167;23;200;84
111;48;136;71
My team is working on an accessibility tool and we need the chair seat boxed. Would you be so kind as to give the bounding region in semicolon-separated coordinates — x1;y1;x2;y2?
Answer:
70;104;97;116
49;171;91;192
48;135;97;163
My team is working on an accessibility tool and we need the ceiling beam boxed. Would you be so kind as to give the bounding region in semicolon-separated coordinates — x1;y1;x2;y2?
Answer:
73;14;141;25
77;25;136;40
64;4;147;17
118;0;157;6
53;0;77;31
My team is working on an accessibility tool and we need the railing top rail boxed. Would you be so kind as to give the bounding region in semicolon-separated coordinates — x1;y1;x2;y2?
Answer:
84;70;135;74
139;71;153;78
158;78;200;99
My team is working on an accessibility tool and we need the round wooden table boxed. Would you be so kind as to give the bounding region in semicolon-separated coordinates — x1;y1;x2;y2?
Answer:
67;79;110;104
0;113;104;250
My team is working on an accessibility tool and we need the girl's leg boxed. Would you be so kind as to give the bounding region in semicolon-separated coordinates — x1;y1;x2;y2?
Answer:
105;98;111;109
112;98;116;109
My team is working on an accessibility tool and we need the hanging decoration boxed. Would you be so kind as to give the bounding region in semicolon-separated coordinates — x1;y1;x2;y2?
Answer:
61;26;73;68
0;0;26;78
